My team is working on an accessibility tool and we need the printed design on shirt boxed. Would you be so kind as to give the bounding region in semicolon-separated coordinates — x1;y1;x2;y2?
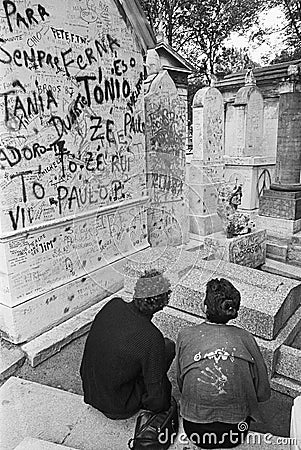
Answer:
194;348;236;395
197;366;228;395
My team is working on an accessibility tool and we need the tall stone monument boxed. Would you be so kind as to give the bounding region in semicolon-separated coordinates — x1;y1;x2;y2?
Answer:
224;71;275;216
145;70;189;246
189;85;224;236
258;66;301;237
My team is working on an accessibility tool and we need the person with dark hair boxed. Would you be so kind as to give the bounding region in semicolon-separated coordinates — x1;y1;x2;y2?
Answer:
80;269;175;420
176;278;271;449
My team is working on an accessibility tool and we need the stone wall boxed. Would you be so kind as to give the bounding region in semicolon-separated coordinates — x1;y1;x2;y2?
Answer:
0;0;150;342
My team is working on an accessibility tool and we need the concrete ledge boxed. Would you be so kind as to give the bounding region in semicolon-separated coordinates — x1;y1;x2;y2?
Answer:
254;305;301;376
261;258;301;281
0;340;25;382
21;290;124;367
271;375;301;398
170;261;301;340
123;247;212;295
0;377;287;450
276;345;301;380
14;437;78;450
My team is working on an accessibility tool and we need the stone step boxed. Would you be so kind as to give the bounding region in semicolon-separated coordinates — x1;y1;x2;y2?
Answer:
0;377;289;450
123;246;212;295
271;375;301;398
20;291;123;367
287;243;301;266
14;437;78;450
261;258;301;281
0;340;25;383
266;242;287;262
275;345;301;381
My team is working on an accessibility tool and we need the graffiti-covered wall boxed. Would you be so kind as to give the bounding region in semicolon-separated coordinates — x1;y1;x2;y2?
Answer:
145;70;189;246
0;0;149;342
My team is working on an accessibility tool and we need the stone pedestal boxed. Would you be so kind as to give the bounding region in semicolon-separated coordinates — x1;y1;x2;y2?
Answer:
204;229;266;268
189;86;224;236
259;190;301;220
224;155;276;214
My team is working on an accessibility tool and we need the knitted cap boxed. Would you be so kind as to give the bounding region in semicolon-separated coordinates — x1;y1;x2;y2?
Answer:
133;271;171;299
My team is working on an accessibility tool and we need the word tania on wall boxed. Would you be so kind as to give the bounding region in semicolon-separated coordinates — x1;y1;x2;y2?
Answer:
0;0;147;233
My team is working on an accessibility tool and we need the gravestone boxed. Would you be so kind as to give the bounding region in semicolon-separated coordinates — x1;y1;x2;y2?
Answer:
0;0;152;343
145;70;189;246
224;74;275;214
232;83;264;157
189;86;224;235
204;229;266;268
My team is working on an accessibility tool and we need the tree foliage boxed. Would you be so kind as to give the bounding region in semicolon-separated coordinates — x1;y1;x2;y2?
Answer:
140;0;264;78
267;0;301;61
281;0;301;44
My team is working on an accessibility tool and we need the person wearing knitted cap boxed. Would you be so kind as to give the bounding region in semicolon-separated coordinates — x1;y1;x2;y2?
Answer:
176;278;271;449
80;269;175;420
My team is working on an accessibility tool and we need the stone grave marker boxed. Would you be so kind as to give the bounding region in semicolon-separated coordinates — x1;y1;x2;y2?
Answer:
189;86;224;235
145;70;189;246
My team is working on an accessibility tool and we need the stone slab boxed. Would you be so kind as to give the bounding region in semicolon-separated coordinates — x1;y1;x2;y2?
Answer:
255;304;301;376
261;259;301;282
259;189;301;220
0;377;87;450
21;291;123;367
169;260;301;340
123;246;213;295
0;340;25;382
266;242;287;261
256;216;301;238
0;259;125;344
0;205;149;308
224;156;276;166
204;230;266;268
189;212;222;236
1;377;282;450
275;345;301;381
271;375;301;398
14;437;78;450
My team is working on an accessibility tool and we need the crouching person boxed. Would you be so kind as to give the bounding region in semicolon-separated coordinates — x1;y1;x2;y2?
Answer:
176;278;271;449
80;269;175;420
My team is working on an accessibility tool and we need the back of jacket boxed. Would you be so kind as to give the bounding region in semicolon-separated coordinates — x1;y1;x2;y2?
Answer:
176;322;271;424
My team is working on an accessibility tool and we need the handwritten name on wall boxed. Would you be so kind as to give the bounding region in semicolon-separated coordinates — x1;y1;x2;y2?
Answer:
1;203;148;304
0;0;146;233
145;71;188;246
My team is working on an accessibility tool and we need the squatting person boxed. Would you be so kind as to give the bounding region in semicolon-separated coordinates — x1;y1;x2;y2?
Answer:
80;269;175;419
176;278;271;449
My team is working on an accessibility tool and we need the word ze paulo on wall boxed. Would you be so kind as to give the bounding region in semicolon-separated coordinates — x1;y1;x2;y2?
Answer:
0;0;147;234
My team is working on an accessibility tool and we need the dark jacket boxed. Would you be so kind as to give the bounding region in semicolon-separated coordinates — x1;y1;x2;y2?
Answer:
80;297;171;419
176;322;271;424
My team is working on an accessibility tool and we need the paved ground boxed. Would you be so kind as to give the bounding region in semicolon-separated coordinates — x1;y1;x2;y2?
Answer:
12;333;294;438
